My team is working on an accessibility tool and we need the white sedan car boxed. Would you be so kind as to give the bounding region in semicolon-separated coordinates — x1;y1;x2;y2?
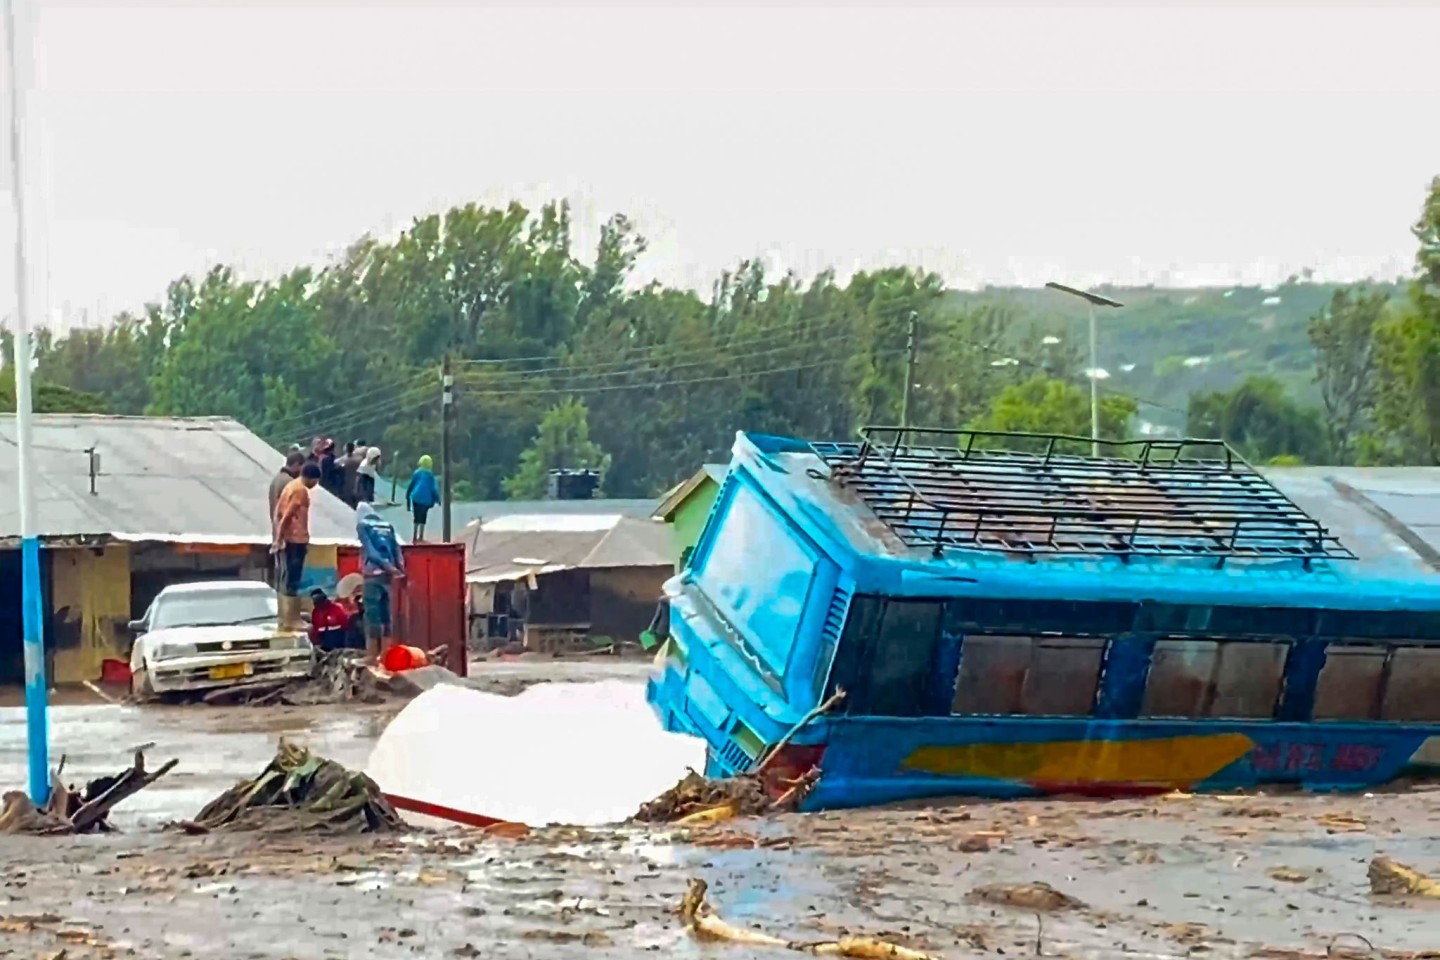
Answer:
128;580;314;698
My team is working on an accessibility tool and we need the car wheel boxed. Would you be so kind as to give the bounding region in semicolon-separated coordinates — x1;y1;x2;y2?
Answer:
131;668;155;701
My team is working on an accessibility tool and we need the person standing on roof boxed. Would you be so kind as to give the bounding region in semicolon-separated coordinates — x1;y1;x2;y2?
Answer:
269;449;305;540
405;454;440;542
355;502;405;658
341;439;367;507
355;446;382;505
273;461;322;630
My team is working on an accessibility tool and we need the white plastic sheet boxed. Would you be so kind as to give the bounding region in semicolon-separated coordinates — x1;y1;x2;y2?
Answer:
365;679;708;827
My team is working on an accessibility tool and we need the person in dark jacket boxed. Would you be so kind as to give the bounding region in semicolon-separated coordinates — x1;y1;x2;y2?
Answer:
405;454;440;541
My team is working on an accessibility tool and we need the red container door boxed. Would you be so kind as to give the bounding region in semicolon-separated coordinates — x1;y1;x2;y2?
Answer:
336;542;467;676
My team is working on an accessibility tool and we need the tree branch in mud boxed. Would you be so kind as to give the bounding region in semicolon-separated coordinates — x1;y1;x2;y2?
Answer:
678;878;940;960
0;747;177;835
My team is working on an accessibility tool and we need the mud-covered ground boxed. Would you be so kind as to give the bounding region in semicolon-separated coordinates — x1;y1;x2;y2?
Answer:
4;663;1440;959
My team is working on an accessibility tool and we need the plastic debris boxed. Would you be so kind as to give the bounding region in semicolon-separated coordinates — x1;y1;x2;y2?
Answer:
179;740;403;834
367;680;706;827
1369;856;1440;897
679;878;939;959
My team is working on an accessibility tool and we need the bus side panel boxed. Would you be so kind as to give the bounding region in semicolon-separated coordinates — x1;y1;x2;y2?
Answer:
805;716;1440;811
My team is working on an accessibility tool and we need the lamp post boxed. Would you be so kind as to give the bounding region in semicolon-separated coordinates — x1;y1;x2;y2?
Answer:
5;0;49;804
1044;282;1124;457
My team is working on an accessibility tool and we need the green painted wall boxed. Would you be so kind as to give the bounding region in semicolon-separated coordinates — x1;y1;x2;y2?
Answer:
670;478;721;570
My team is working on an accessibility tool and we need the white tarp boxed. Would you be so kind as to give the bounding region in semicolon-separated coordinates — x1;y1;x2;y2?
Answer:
365;679;707;827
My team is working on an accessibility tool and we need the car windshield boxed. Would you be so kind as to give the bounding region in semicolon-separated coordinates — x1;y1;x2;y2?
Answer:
151;589;278;630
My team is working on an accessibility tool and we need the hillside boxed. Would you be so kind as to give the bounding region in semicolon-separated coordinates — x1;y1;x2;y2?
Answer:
947;280;1407;432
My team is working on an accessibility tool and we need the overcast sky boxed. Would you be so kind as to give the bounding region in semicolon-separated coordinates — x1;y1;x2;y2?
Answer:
3;2;1439;330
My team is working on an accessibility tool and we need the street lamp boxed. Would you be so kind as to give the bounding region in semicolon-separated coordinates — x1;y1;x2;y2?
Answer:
1044;282;1124;457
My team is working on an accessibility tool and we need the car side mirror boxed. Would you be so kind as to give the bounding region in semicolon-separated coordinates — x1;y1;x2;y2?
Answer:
128;619;145;633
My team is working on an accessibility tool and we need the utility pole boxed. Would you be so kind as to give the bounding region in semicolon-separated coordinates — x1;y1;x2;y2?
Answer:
5;0;49;805
900;310;918;429
440;356;454;541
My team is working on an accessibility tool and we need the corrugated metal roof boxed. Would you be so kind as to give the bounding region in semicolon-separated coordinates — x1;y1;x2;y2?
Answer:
464;515;671;584
0;414;358;545
376;496;657;531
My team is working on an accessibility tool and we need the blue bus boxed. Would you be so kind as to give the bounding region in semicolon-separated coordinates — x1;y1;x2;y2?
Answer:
646;427;1440;810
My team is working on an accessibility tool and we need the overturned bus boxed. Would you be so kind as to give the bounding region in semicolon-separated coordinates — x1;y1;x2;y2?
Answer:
646;427;1440;811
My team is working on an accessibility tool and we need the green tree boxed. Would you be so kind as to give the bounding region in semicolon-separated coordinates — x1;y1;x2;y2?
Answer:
1186;375;1328;464
0;363;108;414
969;375;1137;453
1308;285;1388;464
503;398;611;499
1372;176;1440;464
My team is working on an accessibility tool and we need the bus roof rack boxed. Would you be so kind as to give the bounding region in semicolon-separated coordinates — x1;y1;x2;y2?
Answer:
811;427;1356;567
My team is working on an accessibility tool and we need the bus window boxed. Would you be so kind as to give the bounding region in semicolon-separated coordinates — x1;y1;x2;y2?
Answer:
831;598;942;717
1141;640;1218;717
952;635;1104;717
1381;647;1440;722
1141;640;1287;719
1312;645;1385;720
1209;642;1288;718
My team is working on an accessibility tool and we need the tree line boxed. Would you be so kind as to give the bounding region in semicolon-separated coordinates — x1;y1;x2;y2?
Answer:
3;176;1438;499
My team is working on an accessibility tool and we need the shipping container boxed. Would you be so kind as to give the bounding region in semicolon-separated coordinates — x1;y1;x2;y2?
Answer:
337;541;467;676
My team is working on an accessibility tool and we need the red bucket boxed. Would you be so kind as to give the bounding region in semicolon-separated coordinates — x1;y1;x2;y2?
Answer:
381;644;429;674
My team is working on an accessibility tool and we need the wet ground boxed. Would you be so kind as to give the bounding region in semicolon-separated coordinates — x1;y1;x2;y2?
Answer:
4;663;1440;959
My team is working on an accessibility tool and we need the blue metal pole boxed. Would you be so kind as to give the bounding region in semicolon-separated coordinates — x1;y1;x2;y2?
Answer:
21;537;46;803
4;0;49;804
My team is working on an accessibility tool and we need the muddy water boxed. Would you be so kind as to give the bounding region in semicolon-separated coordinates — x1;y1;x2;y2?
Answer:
5;665;1440;959
0;701;392;828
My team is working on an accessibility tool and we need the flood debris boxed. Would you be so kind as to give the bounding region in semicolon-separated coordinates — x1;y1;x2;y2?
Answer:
634;771;772;823
205;650;387;707
176;740;403;834
966;881;1085;912
679;878;939;959
0;747;177;835
1268;867;1311;883
1369;856;1440;897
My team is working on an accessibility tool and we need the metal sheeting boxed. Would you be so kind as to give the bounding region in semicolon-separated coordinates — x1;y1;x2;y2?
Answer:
463;515;672;584
0;414;358;544
1263;467;1440;574
376;496;658;531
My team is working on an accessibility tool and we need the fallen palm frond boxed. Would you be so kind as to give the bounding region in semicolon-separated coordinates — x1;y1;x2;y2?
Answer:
176;739;403;834
1369;856;1440;897
0;748;177;835
678;878;940;960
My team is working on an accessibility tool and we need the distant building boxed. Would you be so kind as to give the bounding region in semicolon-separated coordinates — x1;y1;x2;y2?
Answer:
652;464;728;570
0;415;357;686
462;513;671;651
375;496;658;537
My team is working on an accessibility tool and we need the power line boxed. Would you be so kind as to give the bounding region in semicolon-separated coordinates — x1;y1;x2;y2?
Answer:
456;350;900;399
261;369;437;435
452;316;857;373
454;335;859;391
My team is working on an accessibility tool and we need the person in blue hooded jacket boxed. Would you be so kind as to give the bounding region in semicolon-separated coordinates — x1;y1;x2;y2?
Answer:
405;454;440;542
356;502;405;657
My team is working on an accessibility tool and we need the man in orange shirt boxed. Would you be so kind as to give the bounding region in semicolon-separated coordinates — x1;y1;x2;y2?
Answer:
273;461;322;630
